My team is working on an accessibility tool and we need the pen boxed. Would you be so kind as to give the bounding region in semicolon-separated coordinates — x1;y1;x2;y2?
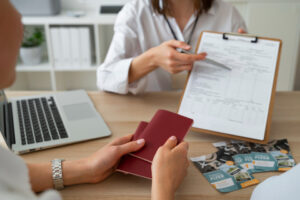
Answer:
180;49;232;71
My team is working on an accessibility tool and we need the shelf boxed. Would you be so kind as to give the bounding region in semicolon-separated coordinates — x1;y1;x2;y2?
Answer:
14;10;113;91
17;66;98;72
54;67;97;71
16;62;52;72
22;12;117;25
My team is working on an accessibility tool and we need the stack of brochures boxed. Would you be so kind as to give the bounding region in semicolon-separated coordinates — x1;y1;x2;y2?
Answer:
191;139;296;193
50;27;92;69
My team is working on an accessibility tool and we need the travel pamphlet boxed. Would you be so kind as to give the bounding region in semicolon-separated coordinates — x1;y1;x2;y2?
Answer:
191;139;296;193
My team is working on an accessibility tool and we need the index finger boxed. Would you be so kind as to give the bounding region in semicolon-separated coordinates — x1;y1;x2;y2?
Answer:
174;51;207;63
238;28;247;34
109;134;133;146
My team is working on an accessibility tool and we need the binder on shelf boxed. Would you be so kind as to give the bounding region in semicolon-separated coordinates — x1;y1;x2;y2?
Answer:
178;31;282;144
50;27;63;68
79;27;92;68
70;28;81;68
60;27;72;68
50;26;93;69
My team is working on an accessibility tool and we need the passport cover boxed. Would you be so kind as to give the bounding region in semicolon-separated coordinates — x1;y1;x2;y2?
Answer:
117;121;152;179
117;154;152;179
131;121;148;141
131;109;193;162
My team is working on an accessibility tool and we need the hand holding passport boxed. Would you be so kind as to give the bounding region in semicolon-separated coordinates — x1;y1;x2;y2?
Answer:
117;110;193;179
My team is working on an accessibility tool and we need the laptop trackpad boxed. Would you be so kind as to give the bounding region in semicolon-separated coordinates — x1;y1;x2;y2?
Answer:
63;103;96;121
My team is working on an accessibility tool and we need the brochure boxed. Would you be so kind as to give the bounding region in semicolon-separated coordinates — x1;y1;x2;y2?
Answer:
265;139;296;171
231;141;256;174
191;139;296;193
191;151;259;193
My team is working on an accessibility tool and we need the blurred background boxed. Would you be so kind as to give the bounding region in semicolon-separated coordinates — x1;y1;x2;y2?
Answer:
8;0;300;91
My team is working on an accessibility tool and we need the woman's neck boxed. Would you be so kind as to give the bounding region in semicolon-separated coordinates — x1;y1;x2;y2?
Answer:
169;0;194;16
169;0;195;31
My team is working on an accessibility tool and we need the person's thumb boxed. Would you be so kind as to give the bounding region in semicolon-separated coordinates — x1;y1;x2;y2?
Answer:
163;136;178;149
117;139;145;156
167;40;191;50
174;141;189;152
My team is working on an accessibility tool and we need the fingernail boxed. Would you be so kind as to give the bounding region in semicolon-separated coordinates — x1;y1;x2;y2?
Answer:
137;139;145;144
169;136;176;140
186;45;191;49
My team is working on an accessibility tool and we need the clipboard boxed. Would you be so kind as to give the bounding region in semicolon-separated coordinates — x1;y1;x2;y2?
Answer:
178;31;282;144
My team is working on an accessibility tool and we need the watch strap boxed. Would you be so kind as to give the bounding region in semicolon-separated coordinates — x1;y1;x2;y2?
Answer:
51;159;65;190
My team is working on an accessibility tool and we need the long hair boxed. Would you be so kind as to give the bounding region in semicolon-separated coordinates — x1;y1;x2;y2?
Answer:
151;0;214;16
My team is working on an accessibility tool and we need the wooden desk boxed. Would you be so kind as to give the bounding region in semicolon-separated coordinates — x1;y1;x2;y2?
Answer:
2;91;300;200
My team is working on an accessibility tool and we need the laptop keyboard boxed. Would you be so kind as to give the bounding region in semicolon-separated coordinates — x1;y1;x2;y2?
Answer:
17;97;68;145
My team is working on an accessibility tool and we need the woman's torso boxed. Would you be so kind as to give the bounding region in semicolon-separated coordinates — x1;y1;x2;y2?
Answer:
129;0;246;91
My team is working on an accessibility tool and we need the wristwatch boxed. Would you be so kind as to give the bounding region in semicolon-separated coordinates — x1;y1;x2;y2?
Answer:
51;159;65;190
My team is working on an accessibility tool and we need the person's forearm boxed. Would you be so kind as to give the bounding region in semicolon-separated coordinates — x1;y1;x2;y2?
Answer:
151;178;174;200
27;160;90;192
27;162;53;192
128;49;158;83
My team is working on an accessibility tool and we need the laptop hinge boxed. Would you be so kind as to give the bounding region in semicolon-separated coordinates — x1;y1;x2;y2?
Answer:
3;103;15;148
8;103;16;145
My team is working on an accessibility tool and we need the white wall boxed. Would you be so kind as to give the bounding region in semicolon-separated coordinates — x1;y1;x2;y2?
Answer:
61;0;300;91
294;29;300;90
228;0;300;91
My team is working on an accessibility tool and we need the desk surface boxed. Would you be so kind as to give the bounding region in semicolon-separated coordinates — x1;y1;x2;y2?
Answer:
2;91;300;200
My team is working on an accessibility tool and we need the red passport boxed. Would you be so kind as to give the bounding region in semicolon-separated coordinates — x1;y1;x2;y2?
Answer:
117;110;193;179
117;154;152;179
131;121;148;141
131;110;193;162
117;121;152;179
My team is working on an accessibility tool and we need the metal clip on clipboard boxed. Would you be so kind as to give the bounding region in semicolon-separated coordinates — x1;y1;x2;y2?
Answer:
223;32;258;43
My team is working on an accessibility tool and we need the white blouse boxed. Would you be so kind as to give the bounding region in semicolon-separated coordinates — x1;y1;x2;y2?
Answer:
0;147;61;200
250;164;300;200
97;0;247;94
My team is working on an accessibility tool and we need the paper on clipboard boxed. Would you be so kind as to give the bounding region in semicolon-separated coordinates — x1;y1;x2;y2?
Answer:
178;32;280;141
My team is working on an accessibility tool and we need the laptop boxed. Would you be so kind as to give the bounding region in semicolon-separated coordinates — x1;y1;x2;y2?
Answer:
0;90;111;154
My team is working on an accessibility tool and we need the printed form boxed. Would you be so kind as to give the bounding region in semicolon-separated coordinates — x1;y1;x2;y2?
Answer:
178;32;280;140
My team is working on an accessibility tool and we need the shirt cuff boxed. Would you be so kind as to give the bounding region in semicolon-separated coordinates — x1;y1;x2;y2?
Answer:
118;58;148;95
128;75;147;95
97;58;147;95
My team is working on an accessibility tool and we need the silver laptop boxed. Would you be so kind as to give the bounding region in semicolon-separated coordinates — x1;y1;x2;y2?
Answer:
0;90;111;154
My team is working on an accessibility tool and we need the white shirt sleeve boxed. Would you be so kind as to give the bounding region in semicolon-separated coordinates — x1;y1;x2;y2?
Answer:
0;147;62;200
250;164;300;200
231;6;247;32
97;2;147;95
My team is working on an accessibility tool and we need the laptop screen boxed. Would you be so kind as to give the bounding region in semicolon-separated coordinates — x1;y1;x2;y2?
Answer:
0;90;7;139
